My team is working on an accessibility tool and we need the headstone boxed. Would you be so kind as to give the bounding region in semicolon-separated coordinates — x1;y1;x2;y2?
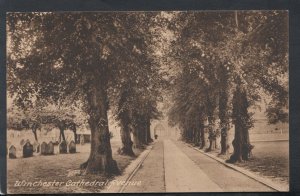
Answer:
47;141;54;155
23;142;33;158
9;145;17;159
68;140;76;153
80;135;85;145
59;140;67;154
41;142;48;155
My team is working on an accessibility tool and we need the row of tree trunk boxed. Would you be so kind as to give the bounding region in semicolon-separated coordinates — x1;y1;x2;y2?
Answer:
121;114;153;156
30;120;77;144
180;83;253;163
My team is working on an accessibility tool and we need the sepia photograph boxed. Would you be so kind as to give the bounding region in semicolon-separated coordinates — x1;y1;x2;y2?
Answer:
6;11;288;193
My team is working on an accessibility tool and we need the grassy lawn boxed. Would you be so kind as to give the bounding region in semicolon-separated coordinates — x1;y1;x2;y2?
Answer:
239;141;289;186
7;140;143;194
209;139;289;189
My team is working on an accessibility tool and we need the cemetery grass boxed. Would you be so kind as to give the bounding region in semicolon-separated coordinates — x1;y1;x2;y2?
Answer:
7;141;143;194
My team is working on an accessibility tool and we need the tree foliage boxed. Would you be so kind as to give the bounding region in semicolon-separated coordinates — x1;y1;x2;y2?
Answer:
7;12;167;173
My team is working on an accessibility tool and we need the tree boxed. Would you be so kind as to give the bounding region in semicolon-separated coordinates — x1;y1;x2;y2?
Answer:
7;105;40;140
108;13;165;153
8;99;83;143
7;13;135;174
167;12;231;150
220;11;288;163
167;11;288;161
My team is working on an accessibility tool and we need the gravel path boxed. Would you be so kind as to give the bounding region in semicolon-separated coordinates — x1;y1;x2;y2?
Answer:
164;139;222;192
174;140;275;192
122;139;275;192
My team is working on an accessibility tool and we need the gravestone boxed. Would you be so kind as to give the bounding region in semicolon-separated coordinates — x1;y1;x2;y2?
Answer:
59;140;67;154
47;141;54;155
41;142;48;155
23;141;33;158
68;140;76;153
9;145;17;159
80;135;85;145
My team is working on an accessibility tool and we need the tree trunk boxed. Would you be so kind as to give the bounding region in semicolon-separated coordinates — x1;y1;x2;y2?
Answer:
119;121;134;156
189;128;193;143
194;126;199;146
59;128;66;141
193;127;197;146
186;128;190;142
188;127;193;143
138;125;145;145
219;95;229;154
181;128;184;141
219;64;230;155
226;84;253;163
132;125;142;148
227;122;243;162
184;128;188;142
146;118;153;143
136;116;147;145
207;126;216;152
220;126;229;154
140;119;147;145
70;124;77;143
31;123;39;142
80;84;119;175
32;129;38;142
196;127;201;146
182;126;189;142
57;121;66;142
205;94;217;152
73;131;77;144
206;117;216;152
117;89;135;156
194;117;201;146
192;127;196;145
199;125;205;149
193;127;199;146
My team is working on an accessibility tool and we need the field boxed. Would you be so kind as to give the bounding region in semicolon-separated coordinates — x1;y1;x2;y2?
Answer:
241;141;289;186
210;133;289;189
199;120;289;189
